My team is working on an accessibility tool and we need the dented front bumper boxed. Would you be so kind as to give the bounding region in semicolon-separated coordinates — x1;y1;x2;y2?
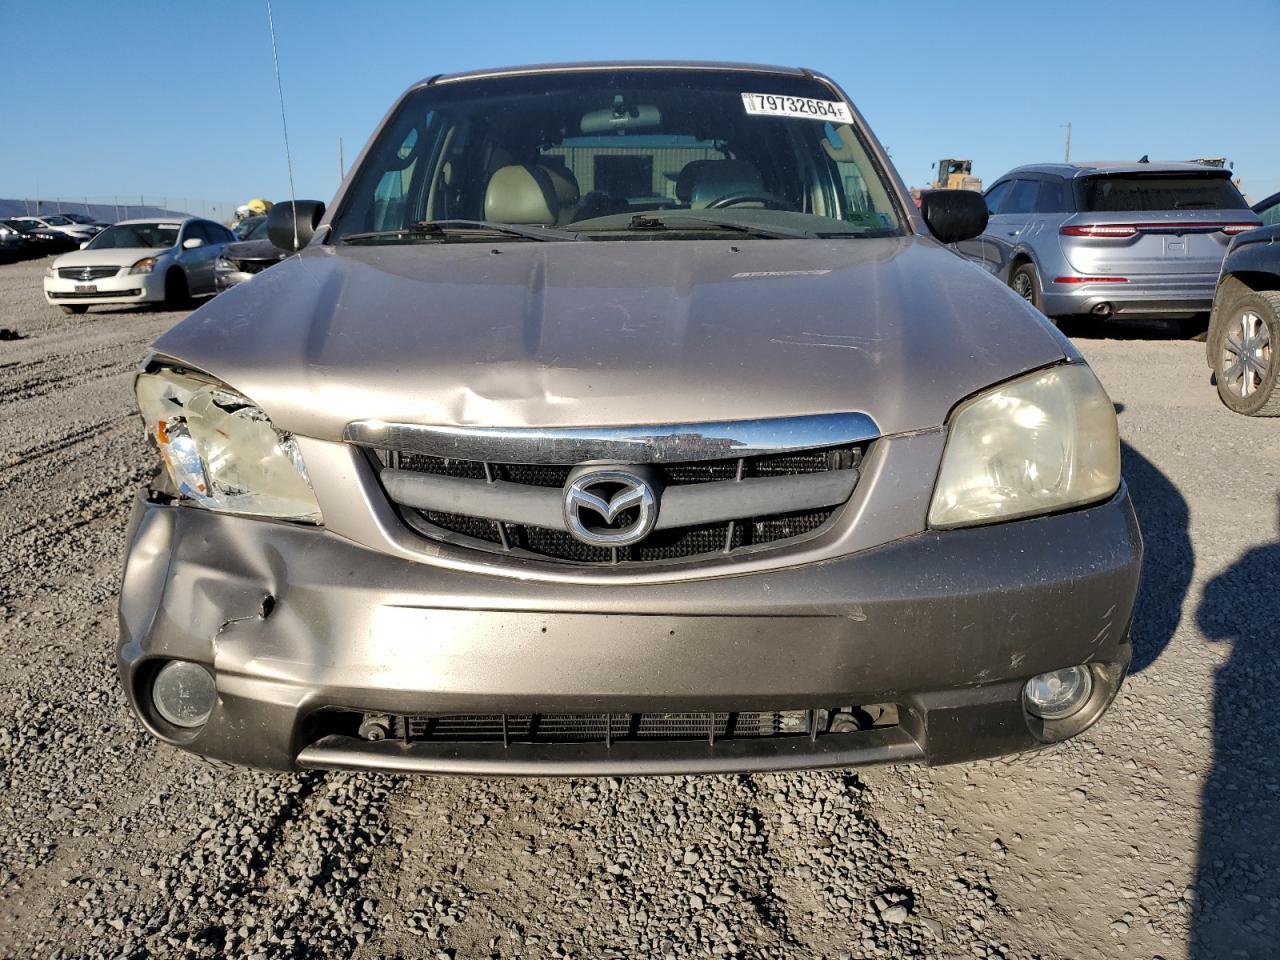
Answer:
117;487;1142;774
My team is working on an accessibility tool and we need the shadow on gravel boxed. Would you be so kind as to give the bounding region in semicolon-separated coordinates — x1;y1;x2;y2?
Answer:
1119;435;1193;673
1191;502;1280;959
1058;314;1205;341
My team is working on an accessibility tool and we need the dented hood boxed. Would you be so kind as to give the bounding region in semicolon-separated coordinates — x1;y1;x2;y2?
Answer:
150;236;1069;440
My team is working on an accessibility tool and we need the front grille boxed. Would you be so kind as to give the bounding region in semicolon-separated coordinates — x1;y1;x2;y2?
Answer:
341;706;897;746
58;266;119;280
382;445;863;566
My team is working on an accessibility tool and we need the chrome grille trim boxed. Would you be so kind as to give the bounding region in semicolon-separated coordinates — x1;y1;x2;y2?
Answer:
57;265;120;280
345;412;879;465
381;468;858;533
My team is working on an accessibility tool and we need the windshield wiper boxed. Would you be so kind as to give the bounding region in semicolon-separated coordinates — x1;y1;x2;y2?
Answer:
339;219;581;244
603;214;873;240
612;213;809;239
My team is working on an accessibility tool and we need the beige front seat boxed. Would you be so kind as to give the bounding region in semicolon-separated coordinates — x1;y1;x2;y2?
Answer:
483;164;559;225
538;164;580;224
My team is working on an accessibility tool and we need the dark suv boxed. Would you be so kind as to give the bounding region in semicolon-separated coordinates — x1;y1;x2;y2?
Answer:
1207;222;1280;415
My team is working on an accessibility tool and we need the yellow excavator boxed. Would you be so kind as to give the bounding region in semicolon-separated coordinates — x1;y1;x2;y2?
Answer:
930;158;982;192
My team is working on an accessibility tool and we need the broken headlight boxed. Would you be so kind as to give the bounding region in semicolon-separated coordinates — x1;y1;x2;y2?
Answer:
928;363;1120;529
135;367;321;523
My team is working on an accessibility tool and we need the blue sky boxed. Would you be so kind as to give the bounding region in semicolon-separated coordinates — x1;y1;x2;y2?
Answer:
3;0;1277;210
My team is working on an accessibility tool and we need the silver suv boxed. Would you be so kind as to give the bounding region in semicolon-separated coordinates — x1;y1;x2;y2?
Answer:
958;162;1260;323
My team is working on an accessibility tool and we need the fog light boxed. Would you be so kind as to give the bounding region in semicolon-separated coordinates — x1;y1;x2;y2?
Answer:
1024;665;1093;720
152;660;216;728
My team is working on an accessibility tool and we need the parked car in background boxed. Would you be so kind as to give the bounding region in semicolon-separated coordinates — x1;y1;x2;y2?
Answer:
11;214;101;243
59;212;112;230
0;220;30;259
1;218;78;254
956;162;1260;327
232;214;265;239
1252;190;1280;227
215;214;290;290
42;217;236;313
1206;222;1280;415
118;61;1140;776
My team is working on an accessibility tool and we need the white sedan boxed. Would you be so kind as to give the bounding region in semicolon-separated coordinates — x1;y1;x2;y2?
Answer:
43;218;236;314
11;214;100;243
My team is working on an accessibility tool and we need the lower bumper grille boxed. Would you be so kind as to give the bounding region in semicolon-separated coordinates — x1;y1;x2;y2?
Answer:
345;707;897;747
49;288;142;299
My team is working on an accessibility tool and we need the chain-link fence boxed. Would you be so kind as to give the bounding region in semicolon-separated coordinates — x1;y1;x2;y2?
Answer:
0;196;242;226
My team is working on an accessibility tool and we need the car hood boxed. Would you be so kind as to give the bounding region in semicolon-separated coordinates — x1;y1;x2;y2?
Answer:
222;238;288;262
151;236;1071;440
54;246;172;268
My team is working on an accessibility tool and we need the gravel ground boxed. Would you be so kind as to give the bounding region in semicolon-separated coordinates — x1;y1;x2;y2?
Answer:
0;255;1275;960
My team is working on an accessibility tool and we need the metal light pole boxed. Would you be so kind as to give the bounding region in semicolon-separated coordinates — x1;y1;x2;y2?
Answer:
1062;122;1072;163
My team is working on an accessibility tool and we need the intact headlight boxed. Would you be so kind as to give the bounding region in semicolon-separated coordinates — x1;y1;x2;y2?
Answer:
135;367;322;523
928;363;1120;529
129;256;158;274
215;256;237;272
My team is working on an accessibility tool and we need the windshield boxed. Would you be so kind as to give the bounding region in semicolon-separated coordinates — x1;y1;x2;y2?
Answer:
330;69;903;242
244;217;270;240
235;216;267;239
41;215;72;225
88;222;181;249
1076;174;1248;212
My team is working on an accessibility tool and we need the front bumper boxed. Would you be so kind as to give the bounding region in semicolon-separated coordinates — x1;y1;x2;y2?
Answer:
44;270;164;305
117;484;1142;775
1040;272;1216;318
215;269;254;291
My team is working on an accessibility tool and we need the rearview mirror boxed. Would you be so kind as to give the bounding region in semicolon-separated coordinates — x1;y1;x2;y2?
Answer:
580;103;661;134
182;237;204;249
267;200;326;252
920;189;989;244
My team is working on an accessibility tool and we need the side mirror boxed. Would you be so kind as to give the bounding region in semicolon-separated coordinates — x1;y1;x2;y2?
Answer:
267;200;326;252
920;189;989;244
79;241;89;249
182;237;204;249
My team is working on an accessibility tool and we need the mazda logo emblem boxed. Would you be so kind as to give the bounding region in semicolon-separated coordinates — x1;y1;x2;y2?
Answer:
562;468;658;547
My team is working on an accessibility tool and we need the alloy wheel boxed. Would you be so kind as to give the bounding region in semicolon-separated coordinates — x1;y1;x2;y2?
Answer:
1011;271;1034;302
1220;310;1272;398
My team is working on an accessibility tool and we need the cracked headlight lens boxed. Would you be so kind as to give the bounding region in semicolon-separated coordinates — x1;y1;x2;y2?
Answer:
135;367;321;522
928;364;1120;529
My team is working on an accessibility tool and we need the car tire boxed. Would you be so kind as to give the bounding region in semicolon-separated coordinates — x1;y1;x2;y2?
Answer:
163;269;191;310
1009;262;1044;313
59;305;88;315
1211;290;1280;417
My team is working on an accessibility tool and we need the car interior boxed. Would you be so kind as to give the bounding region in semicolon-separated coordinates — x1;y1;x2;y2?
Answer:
338;79;900;237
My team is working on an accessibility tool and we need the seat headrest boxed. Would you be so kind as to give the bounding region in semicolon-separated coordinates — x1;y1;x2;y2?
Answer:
484;165;559;225
676;159;765;208
539;163;580;207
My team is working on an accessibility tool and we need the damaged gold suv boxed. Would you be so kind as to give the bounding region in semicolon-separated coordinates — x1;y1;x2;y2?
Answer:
119;62;1140;774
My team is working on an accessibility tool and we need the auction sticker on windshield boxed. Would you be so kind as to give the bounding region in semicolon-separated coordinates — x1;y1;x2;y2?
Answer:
741;92;852;122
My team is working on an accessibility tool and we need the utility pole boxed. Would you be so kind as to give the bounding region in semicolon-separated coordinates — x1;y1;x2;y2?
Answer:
339;137;345;181
1063;122;1072;163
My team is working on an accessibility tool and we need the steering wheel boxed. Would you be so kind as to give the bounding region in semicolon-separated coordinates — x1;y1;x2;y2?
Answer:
705;192;798;211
